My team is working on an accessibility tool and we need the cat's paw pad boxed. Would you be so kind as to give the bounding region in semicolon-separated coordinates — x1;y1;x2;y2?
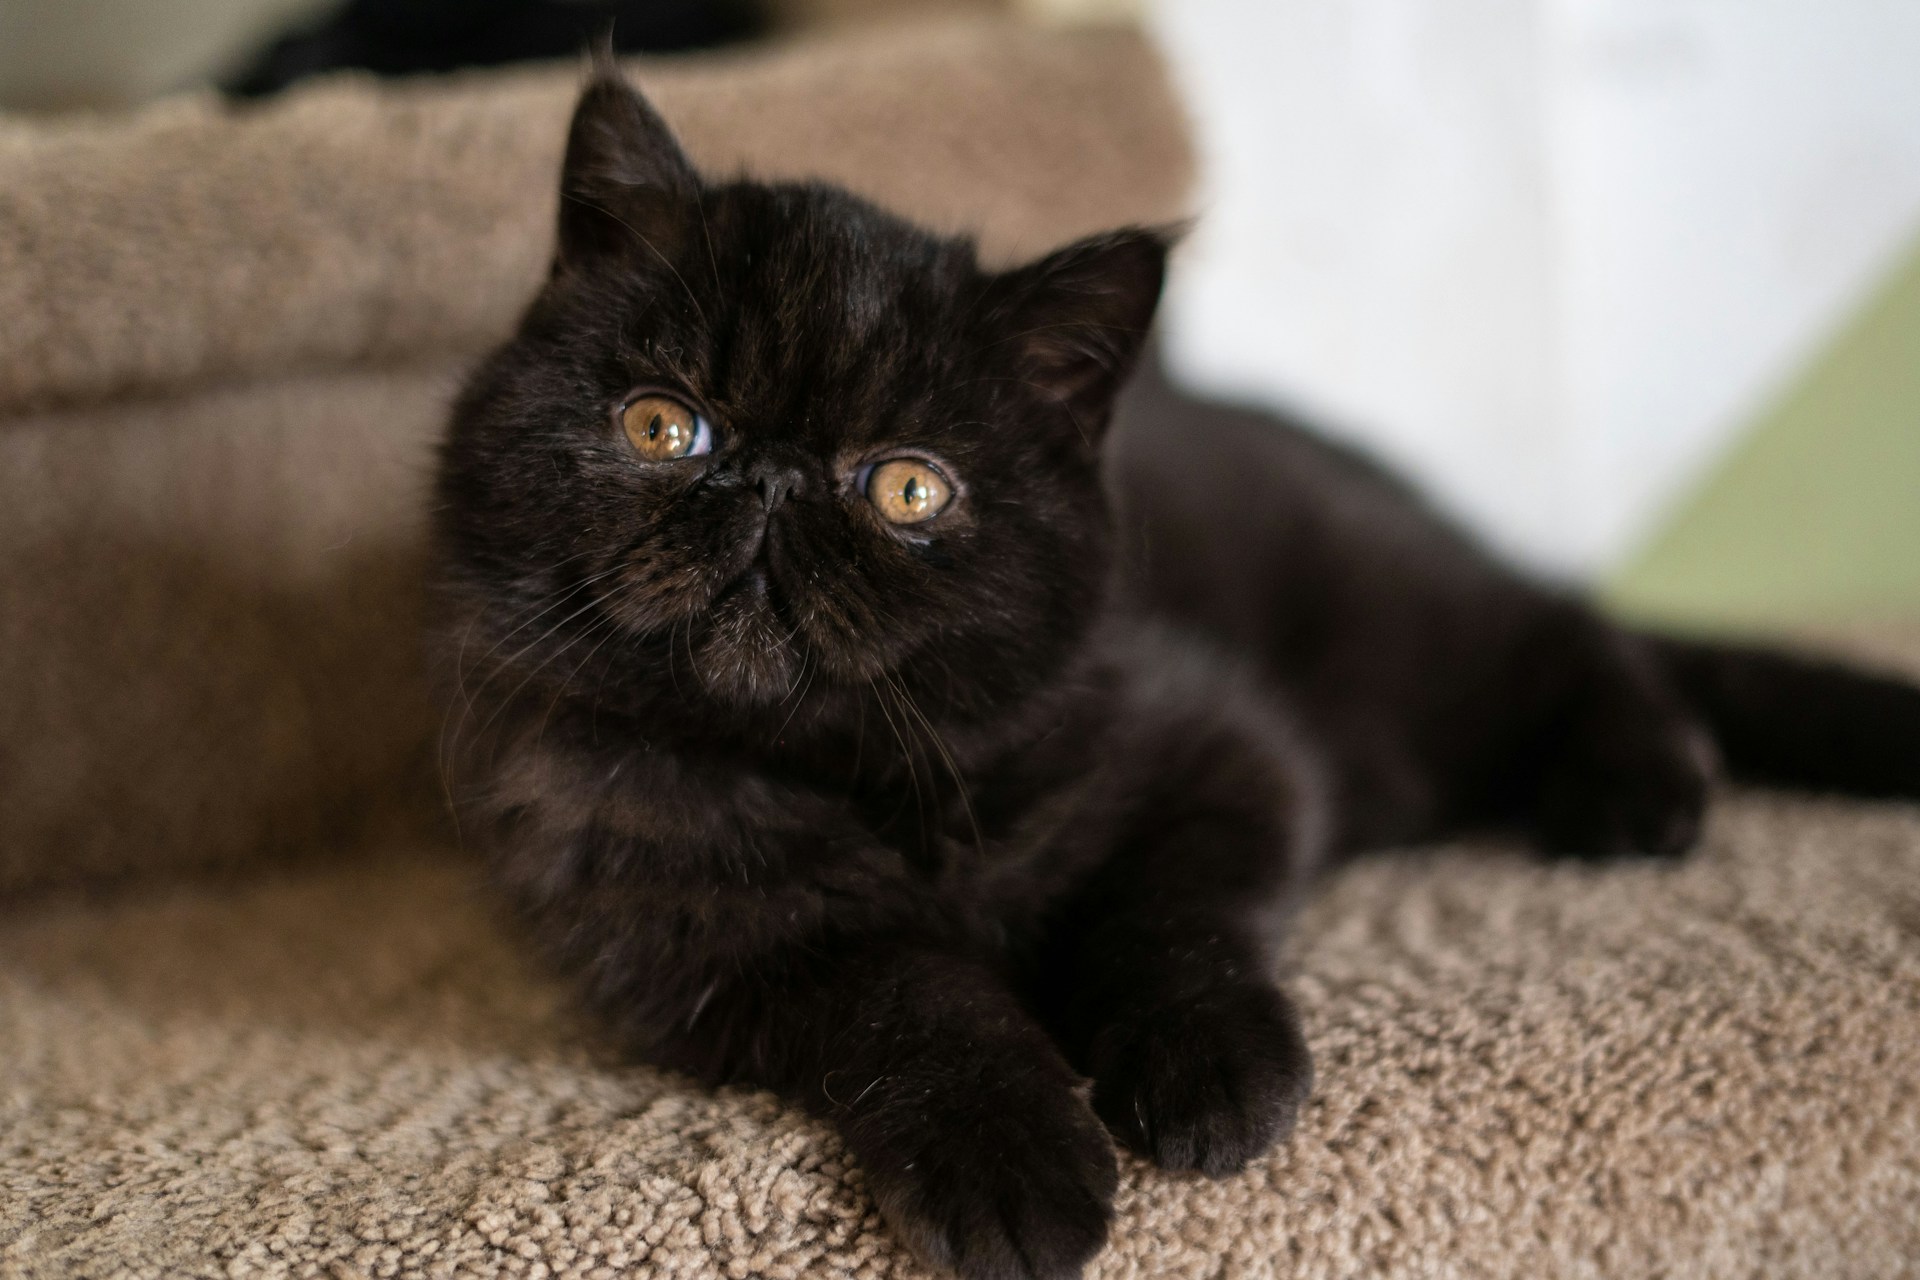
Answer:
1537;719;1715;860
1088;982;1312;1177
857;1072;1118;1280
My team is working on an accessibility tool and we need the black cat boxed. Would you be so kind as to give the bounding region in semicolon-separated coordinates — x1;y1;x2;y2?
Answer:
430;69;1920;1280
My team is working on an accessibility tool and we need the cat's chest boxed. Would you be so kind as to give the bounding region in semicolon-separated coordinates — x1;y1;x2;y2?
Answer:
841;745;1115;912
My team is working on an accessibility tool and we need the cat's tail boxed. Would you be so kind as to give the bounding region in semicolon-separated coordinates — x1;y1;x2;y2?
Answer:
1647;635;1920;798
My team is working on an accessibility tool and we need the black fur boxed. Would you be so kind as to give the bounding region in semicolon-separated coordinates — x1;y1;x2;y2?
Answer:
430;71;1920;1280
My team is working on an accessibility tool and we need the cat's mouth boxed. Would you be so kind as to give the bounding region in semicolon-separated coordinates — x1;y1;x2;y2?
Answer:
714;559;787;625
598;509;899;704
688;560;810;705
741;565;773;601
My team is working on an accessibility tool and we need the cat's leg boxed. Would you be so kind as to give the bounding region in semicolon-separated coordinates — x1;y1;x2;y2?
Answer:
479;740;1121;1280
1114;364;1917;860
1303;596;1720;860
643;936;1119;1280
1029;680;1322;1176
1059;910;1314;1177
1108;368;1714;859
1108;367;1718;859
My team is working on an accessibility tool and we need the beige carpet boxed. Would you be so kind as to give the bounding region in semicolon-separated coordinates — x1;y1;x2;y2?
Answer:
5;791;1920;1277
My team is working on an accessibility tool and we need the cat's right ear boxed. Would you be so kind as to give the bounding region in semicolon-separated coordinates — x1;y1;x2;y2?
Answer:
976;228;1171;440
554;67;698;272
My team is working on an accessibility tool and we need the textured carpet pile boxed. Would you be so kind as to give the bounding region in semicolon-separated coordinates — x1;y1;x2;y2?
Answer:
5;792;1920;1276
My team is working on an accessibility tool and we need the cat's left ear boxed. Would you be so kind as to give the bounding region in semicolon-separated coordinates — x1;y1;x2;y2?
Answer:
555;66;699;271
979;228;1171;437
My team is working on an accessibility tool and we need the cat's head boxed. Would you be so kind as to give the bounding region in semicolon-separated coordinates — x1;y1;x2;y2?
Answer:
436;70;1166;731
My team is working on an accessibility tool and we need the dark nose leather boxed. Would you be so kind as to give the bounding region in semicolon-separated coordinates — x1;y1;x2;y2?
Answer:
753;462;809;512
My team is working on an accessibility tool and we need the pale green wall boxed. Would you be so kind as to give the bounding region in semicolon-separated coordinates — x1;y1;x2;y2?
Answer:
1607;233;1920;629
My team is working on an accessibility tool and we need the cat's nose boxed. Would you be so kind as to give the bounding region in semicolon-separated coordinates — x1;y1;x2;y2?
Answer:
753;463;808;512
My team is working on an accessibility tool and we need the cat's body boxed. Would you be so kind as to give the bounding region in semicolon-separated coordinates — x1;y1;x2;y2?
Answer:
432;70;1920;1280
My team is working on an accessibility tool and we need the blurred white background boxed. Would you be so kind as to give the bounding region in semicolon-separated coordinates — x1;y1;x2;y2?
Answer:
1149;0;1920;579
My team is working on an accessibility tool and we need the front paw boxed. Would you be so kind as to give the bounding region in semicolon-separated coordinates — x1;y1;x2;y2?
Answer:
1087;980;1313;1177
848;1064;1118;1280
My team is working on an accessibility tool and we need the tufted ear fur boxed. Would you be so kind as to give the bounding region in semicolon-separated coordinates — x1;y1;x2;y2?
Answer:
555;66;699;272
979;228;1171;438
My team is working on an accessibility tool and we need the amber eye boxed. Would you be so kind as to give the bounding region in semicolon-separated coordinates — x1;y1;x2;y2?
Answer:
620;393;711;461
866;458;954;525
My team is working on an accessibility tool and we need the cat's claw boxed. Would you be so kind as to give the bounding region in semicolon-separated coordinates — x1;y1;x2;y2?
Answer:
1087;981;1313;1177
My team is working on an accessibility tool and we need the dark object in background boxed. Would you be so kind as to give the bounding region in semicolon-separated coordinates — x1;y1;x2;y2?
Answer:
227;0;767;97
